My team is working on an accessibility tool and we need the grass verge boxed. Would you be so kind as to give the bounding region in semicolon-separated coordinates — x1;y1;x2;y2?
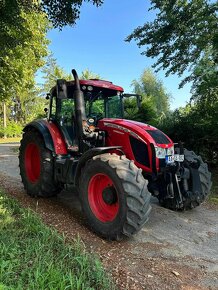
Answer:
0;190;115;290
208;168;218;204
0;137;21;144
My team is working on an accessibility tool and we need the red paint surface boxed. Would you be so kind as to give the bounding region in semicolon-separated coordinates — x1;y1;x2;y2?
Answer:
98;118;174;172
42;120;68;155
68;79;124;92
88;173;119;222
25;143;41;183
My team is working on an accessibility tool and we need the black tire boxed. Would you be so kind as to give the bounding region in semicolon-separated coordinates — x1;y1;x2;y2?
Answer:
79;153;151;240
19;129;62;197
183;149;212;205
160;149;212;210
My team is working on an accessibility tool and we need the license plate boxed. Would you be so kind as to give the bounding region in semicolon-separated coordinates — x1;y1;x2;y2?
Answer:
174;154;184;162
165;155;174;163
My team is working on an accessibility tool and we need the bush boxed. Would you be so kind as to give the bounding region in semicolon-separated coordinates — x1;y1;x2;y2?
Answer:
0;121;23;138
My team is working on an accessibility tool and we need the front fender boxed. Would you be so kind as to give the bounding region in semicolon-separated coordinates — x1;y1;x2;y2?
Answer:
74;146;122;186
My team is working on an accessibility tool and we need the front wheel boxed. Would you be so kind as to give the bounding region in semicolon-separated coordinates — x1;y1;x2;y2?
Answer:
159;149;212;210
79;153;151;240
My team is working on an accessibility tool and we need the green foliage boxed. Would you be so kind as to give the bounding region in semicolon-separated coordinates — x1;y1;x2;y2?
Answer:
0;2;50;139
0;121;22;138
127;1;217;142
0;1;103;33
128;69;170;125
133;69;170;114
191;48;218;103
209;168;218;202
22;95;48;122
0;8;49;100
41;55;72;95
41;59;102;96
80;68;101;80
0;0;33;56
127;0;217;81
41;0;103;28
160;100;218;164
0;191;115;290
124;96;158;125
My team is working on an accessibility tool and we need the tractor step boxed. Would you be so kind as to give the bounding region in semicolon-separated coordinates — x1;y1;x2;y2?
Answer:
55;157;78;184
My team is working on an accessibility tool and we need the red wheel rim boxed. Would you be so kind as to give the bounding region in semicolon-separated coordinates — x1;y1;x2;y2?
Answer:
88;173;119;222
25;143;41;183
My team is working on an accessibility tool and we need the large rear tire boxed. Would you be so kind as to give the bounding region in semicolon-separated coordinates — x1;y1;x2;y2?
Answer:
19;129;62;197
79;153;151;240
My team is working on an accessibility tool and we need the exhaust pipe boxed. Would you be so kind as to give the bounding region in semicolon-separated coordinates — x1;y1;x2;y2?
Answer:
72;69;86;152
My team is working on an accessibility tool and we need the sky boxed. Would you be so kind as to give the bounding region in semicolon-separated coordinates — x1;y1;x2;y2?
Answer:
44;0;192;110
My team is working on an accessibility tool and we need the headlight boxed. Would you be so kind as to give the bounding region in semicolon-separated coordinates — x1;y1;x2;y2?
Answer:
155;145;174;159
155;146;166;158
167;146;174;156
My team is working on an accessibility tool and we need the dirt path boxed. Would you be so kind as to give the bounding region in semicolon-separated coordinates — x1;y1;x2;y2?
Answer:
0;143;218;290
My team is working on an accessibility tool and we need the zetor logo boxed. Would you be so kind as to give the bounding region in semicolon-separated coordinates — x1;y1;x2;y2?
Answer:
104;122;145;142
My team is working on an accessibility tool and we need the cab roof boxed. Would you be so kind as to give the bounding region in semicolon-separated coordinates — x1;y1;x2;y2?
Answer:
51;79;124;99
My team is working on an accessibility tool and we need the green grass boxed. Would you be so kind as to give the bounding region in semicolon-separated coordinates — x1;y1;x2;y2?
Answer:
0;137;21;144
0;191;115;290
208;168;218;204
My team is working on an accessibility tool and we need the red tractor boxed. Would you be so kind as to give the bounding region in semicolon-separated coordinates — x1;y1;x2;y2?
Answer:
19;69;212;240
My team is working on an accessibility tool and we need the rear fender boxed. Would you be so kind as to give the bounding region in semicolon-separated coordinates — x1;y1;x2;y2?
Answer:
74;146;122;186
23;120;67;155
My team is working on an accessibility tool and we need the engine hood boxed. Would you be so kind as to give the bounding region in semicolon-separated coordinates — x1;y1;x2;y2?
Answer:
98;118;173;148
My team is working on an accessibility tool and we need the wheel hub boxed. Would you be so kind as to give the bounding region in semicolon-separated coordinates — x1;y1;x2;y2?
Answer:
102;186;118;205
88;173;119;222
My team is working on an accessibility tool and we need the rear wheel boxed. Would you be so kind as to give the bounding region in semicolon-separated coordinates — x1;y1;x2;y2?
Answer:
79;153;151;240
19;129;62;197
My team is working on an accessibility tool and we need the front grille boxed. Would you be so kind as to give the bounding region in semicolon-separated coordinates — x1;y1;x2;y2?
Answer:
159;159;166;168
129;136;150;167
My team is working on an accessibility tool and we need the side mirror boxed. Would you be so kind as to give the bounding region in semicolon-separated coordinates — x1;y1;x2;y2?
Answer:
46;93;50;100
122;93;142;109
56;79;68;99
137;95;142;109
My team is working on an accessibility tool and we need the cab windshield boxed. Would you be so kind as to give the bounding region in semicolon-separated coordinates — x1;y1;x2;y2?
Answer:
86;94;123;119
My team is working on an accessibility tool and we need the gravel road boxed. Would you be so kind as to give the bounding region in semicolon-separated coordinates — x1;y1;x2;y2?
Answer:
0;143;217;289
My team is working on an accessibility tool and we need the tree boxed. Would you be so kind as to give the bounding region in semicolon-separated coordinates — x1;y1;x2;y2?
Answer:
131;69;170;118
191;48;218;104
126;1;217;89
0;8;49;136
159;99;218;165
40;0;103;28
40;55;72;95
0;0;103;97
0;0;103;37
0;9;49;102
0;0;32;55
80;69;100;80
41;59;101;96
124;96;158;125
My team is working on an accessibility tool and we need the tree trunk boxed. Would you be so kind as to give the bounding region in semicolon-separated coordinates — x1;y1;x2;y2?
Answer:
3;102;7;138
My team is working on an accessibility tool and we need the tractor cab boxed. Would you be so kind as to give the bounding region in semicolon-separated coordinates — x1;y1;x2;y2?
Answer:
49;78;124;118
48;76;139;151
48;77;143;151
